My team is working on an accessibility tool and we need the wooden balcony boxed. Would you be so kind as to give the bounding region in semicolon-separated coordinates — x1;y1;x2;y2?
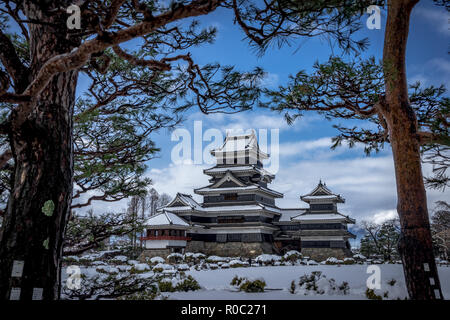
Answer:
140;236;191;241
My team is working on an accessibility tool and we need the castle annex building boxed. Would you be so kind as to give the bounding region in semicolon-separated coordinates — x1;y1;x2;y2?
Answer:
141;132;356;260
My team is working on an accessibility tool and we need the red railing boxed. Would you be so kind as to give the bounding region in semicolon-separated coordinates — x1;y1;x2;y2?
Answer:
140;236;191;241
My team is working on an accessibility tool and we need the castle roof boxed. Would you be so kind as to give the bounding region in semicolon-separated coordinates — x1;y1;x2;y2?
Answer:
144;211;190;227
210;131;269;159
159;203;283;215
291;212;355;224
204;165;275;179
300;181;345;203
194;184;283;198
164;193;202;210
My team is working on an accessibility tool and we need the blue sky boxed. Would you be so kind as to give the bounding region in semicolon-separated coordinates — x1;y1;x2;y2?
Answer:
69;1;449;245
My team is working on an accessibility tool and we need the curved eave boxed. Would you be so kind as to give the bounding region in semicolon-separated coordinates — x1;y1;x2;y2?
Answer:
300;195;345;203
145;224;189;229
291;215;355;224
194;186;283;198
203;167;275;179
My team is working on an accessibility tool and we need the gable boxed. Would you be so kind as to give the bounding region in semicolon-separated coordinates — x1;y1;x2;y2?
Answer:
167;200;186;207
310;184;333;196
211;171;246;189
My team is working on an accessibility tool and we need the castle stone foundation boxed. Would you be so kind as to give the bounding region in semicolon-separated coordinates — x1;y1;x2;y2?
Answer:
301;248;353;261
186;241;273;257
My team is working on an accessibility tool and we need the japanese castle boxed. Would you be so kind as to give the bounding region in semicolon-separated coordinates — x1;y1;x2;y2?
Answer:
141;132;356;260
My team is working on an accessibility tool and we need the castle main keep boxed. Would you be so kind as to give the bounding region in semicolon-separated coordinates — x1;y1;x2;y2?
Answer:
141;132;356;261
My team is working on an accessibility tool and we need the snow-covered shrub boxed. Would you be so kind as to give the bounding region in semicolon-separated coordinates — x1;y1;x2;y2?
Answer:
206;255;227;263
229;260;248;268
158;280;175;292
193;253;206;260
352;253;366;261
174;276;201;292
127;259;139;266
290;280;296;294
152;263;173;273
91;261;107;266
282;250;302;263
306;260;318;266
78;255;97;265
209;263;219;270
64;256;80;263
118;286;158;300
365;288;382;300
373;259;384;264
230;276;266;292
239;279;266;293
110;255;128;264
338;282;350;294
183;252;195;263
167;252;184;263
255;254;282;266
230;276;245;286
297;271;349;295
117;265;132;272
343;258;355;265
96;265;119;275
221;263;230;269
148;256;165;265
130;263;151;274
176;264;190;271
324;257;343;265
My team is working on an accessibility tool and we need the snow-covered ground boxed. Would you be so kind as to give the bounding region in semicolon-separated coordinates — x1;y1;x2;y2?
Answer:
166;265;450;300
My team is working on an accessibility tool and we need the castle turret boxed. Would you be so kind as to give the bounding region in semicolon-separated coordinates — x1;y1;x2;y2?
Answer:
291;181;356;260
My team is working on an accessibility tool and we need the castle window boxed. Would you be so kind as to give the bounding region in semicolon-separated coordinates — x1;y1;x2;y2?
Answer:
310;203;334;211
217;215;244;223
224;193;238;201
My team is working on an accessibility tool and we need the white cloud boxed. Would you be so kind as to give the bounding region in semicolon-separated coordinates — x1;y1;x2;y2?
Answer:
414;7;449;35
261;72;280;88
146;162;209;203
409;57;450;91
278;137;333;157
371;210;399;224
429;58;450;74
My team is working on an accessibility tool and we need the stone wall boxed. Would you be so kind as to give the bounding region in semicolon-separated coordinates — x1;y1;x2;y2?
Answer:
186;241;273;257
139;242;353;261
301;248;353;261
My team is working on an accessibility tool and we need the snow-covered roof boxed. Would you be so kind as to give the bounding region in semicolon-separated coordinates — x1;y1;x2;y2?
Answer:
194;184;283;198
161;203;282;215
204;165;275;178
291;213;355;224
277;208;308;222
164;193;202;210
210;131;269;159
210;171;246;188
145;211;190;227
301;181;344;203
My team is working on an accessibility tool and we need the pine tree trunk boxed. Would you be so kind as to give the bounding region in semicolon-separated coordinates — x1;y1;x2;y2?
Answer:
0;2;80;300
383;0;443;299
